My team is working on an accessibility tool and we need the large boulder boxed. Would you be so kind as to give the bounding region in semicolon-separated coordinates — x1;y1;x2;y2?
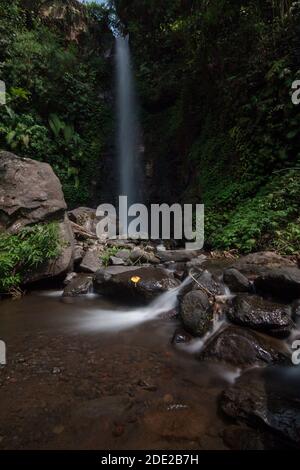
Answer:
0;152;74;283
221;367;300;447
180;290;213;336
228;295;293;338
94;266;179;302
199;325;287;368
254;268;300;301
0;151;66;232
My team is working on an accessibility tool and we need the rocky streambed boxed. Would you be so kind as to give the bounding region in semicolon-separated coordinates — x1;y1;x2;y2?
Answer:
0;152;300;449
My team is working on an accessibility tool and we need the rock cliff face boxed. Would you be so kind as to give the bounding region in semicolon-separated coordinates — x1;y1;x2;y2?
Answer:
0;151;74;283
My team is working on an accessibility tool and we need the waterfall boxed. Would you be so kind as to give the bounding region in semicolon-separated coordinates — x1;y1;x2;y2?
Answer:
115;35;140;210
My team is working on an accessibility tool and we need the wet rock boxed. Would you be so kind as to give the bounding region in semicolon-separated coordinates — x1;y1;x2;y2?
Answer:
199;325;287;368
292;300;300;320
94;266;179;302
228;295;293;338
180;290;213;337
64;272;77;285
79;251;102;273
191;270;225;296
223;268;251;293
254;268;300;301
221;367;300;447
130;247;160;265
63;274;93;297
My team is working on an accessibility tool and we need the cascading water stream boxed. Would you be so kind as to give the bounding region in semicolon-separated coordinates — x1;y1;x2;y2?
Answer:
115;35;141;211
81;276;192;333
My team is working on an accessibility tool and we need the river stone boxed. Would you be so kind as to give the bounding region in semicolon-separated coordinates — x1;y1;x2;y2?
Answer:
79;251;102;273
180;290;213;337
254;268;300;301
223;268;251;293
199;325;287;368
228;295;293;338
63;273;93;297
94;266;179;302
221;367;300;447
191;269;225;296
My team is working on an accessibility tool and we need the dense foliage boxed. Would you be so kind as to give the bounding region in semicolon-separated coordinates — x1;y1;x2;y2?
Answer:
0;0;299;254
111;0;300;253
0;0;113;206
0;223;61;292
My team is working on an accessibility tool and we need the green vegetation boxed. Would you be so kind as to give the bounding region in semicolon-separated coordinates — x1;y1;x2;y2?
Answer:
0;223;61;292
112;0;300;254
0;0;113;206
0;0;299;255
101;246;122;266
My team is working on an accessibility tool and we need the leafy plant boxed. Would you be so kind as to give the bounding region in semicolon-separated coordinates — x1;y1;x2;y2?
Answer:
0;223;61;293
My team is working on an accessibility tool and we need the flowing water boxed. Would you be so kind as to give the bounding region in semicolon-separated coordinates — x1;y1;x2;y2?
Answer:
116;36;141;209
0;286;238;450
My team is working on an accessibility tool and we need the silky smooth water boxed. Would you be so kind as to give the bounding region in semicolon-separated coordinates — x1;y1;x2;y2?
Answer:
116;36;140;208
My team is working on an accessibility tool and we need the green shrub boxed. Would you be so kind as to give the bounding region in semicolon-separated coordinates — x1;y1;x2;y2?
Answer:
0;222;61;293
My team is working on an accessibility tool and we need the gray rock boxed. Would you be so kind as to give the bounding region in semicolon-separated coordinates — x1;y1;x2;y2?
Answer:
63;273;93;297
109;255;125;266
223;268;251;293
94;266;179;302
199;325;287;368
254;268;300;301
228;295;293;338
0;151;74;284
79;251;102;273
180;290;213;337
0;151;66;232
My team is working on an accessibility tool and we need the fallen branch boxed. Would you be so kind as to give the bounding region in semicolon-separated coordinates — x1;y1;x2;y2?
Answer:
189;271;214;299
